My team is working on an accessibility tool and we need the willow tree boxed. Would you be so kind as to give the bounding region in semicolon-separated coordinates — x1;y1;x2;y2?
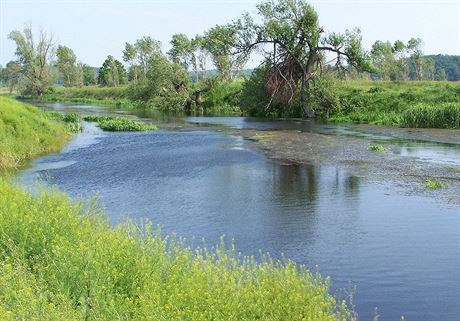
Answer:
234;0;371;117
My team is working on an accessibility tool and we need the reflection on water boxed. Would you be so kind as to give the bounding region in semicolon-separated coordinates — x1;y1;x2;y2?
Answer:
16;103;460;321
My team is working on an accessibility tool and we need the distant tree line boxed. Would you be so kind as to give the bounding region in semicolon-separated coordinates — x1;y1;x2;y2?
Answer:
2;0;459;116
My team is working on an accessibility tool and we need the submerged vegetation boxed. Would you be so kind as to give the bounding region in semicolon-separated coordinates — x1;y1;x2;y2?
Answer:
83;115;157;131
0;179;354;320
0;96;70;172
369;145;387;152
425;179;447;189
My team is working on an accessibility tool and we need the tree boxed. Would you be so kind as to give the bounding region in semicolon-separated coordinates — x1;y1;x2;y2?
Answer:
421;57;435;80
203;25;247;81
81;64;97;85
129;52;191;110
234;0;371;117
98;55;126;87
2;61;22;93
437;68;447;81
8;24;55;96
370;40;407;80
406;37;425;80
56;45;82;87
168;34;193;70
122;36;161;83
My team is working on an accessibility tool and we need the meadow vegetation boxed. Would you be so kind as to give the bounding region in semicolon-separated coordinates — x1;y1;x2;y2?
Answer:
0;96;71;172
0;179;355;320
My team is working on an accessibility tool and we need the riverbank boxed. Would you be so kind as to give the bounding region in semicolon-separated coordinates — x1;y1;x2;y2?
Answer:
39;80;460;129
0;96;72;173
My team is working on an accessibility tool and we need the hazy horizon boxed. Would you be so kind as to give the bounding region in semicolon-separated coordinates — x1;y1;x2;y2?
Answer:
1;0;459;68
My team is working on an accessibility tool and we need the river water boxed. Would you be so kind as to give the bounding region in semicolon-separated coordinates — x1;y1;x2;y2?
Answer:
18;103;460;321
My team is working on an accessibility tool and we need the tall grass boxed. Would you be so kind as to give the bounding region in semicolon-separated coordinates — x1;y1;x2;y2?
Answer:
0;179;354;320
329;81;460;127
0;96;71;172
401;102;460;128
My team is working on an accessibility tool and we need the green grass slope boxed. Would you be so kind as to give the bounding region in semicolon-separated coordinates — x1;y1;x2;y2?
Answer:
0;96;70;172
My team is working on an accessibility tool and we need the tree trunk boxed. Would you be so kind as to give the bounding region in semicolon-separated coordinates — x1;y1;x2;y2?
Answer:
300;71;315;118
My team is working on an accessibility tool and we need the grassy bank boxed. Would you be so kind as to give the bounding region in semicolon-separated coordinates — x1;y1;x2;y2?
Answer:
329;81;460;127
0;179;354;320
0;96;71;172
41;86;136;109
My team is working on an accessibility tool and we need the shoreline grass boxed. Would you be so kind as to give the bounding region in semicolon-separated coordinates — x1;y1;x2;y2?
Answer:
0;179;355;320
0;96;72;173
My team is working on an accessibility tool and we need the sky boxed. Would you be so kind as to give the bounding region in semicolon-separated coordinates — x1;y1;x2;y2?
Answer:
1;0;459;68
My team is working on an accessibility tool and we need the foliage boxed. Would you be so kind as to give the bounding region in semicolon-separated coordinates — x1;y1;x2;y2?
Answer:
425;54;460;81
1;61;21;93
203;25;246;81
41;85;135;108
240;63;301;117
123;36;161;83
369;145;387;152
98;56;127;87
401;102;460;128
56;45;83;87
234;0;371;117
129;52;191;111
0;96;70;172
8;24;55;96
0;179;355;320
328;81;460;127
83;115;157;131
425;179;447;189
81;64;98;85
201;78;244;114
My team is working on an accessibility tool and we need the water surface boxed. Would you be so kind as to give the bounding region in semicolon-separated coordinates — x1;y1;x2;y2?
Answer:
18;104;460;321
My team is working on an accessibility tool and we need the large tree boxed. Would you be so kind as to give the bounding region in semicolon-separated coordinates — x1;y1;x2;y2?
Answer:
8;24;55;96
56;45;82;87
234;0;371;117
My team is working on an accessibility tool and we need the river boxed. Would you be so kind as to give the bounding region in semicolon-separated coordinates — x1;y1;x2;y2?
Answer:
17;103;460;321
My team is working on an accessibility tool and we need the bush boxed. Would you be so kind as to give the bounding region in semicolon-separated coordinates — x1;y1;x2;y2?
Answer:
0;179;355;320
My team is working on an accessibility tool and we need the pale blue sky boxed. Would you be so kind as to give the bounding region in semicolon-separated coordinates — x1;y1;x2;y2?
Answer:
1;0;459;68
